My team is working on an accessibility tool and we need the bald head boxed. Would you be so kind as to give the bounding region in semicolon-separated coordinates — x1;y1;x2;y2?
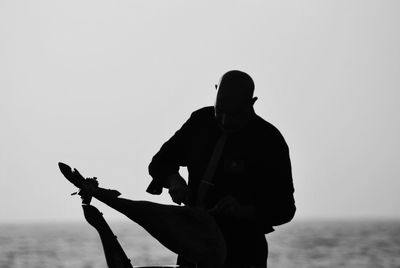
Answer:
215;70;257;132
217;70;254;101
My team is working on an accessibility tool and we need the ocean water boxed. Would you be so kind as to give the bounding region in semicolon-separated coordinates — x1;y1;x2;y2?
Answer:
0;220;399;268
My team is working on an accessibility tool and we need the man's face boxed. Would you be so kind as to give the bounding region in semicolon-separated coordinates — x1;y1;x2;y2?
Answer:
214;86;253;132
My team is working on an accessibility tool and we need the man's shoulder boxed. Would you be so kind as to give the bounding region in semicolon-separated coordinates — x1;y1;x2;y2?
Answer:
253;114;288;146
191;106;214;117
188;106;215;122
253;114;281;133
179;106;215;130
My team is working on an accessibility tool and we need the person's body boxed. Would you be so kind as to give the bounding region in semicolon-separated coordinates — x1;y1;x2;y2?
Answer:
58;162;227;268
147;70;296;268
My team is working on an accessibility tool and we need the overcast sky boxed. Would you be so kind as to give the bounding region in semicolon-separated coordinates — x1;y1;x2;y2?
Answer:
1;0;399;223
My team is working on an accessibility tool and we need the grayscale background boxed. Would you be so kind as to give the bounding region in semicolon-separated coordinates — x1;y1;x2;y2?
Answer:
1;1;399;267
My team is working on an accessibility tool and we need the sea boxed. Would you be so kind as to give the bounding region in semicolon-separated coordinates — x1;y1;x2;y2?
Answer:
0;219;399;268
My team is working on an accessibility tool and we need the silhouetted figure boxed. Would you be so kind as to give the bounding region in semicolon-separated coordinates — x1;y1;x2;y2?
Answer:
59;162;226;268
147;70;296;268
82;204;134;268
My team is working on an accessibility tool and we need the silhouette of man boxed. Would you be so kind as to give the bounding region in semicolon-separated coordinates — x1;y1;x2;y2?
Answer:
147;70;296;268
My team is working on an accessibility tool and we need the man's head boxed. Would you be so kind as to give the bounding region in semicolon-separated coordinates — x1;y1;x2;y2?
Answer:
214;70;257;132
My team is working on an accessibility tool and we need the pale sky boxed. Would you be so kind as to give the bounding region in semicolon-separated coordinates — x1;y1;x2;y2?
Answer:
1;0;399;223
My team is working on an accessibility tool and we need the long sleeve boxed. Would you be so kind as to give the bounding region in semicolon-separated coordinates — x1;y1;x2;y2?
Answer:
146;112;196;195
254;137;296;230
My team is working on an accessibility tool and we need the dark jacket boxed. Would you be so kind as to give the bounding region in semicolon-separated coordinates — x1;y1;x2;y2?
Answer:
147;106;295;266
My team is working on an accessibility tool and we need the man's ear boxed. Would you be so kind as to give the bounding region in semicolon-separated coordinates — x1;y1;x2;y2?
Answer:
251;97;258;106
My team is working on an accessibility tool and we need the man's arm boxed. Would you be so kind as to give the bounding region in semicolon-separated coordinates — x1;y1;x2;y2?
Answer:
147;111;196;196
256;140;296;229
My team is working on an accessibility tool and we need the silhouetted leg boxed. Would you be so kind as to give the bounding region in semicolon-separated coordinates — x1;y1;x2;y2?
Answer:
91;188;226;268
82;204;133;268
57;163;225;267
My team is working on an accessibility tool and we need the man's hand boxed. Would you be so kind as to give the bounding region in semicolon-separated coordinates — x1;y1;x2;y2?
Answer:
167;174;189;205
209;195;257;220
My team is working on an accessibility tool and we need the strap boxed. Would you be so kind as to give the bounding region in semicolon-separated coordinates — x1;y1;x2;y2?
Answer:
195;132;227;208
